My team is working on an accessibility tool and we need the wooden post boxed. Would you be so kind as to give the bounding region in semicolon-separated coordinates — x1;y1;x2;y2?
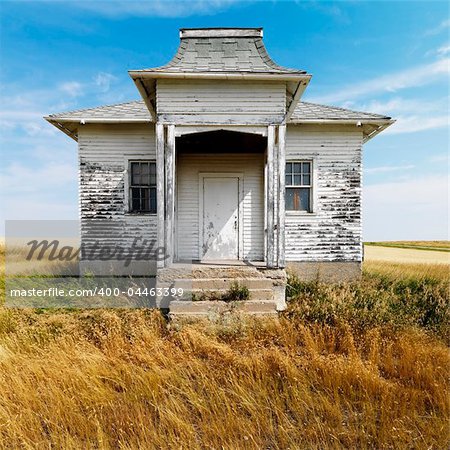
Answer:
156;123;165;269
165;125;175;266
277;125;286;268
266;125;275;268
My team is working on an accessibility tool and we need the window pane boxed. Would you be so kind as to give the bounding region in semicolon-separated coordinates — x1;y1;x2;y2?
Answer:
150;163;156;186
293;174;301;185
131;163;140;185
149;187;157;213
285;174;292;185
302;162;311;175
293;163;301;175
285;162;292;175
131;187;141;211
286;188;311;211
141;188;149;211
286;188;295;210
303;174;310;185
140;163;150;186
132;197;140;211
299;188;310;211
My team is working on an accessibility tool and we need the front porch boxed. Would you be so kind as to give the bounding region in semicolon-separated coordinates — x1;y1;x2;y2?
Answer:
156;123;287;270
157;260;287;315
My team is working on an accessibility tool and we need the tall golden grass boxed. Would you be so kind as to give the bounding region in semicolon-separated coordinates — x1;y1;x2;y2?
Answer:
0;244;448;448
0;309;448;449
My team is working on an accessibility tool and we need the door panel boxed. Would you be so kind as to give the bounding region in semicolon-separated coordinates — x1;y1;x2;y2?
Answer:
202;177;239;260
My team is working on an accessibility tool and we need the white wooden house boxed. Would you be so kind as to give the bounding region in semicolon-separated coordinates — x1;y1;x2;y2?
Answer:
46;28;393;312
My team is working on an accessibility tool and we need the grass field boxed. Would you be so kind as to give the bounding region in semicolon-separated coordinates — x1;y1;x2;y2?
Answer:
365;240;450;252
364;244;450;265
0;243;449;449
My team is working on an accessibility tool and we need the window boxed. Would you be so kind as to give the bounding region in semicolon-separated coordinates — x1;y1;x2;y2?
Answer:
129;161;157;213
285;161;312;212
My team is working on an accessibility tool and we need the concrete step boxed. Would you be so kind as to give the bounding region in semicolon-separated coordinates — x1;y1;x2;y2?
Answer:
158;266;287;283
186;288;274;302
167;277;277;290
169;300;278;317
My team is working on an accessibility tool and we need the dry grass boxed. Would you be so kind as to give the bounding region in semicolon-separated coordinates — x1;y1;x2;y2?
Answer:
0;310;448;449
0;244;449;448
364;259;450;282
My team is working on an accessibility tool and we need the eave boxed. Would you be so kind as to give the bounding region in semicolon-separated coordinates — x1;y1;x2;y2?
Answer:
129;70;310;81
288;118;395;142
44;116;152;142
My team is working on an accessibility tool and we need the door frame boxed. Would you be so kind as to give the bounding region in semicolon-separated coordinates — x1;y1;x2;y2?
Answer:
198;172;244;261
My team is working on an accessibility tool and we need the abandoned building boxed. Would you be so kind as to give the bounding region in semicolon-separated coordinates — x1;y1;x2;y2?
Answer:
45;28;393;314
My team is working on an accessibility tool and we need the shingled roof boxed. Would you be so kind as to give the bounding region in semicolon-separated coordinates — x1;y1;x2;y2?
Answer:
129;28;307;76
290;102;391;121
46;99;390;124
46;101;151;122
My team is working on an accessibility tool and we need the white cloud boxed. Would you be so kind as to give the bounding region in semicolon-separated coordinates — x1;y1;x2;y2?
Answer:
59;81;84;98
425;19;450;36
349;97;447;116
363;175;449;240
385;115;448;134
72;0;240;18
0;161;77;194
429;154;448;163
94;72;117;93
0;158;79;235
364;164;415;174
313;58;449;104
436;44;450;57
341;96;449;135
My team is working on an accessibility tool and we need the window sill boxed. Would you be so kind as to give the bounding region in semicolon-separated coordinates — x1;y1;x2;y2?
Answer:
286;210;317;216
124;212;157;216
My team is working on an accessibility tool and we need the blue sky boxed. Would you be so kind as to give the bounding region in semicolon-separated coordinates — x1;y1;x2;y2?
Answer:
0;0;448;240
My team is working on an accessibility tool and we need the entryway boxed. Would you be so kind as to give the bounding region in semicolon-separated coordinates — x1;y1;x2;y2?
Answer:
175;130;266;263
200;174;242;261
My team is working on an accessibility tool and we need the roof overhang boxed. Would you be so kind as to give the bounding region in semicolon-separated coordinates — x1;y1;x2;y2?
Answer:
285;77;312;122
288;118;395;142
129;70;310;81
44;116;152;141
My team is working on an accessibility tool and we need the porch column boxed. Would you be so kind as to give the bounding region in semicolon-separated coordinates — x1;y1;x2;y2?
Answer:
277;124;286;268
266;125;276;268
165;125;175;266
156;123;165;268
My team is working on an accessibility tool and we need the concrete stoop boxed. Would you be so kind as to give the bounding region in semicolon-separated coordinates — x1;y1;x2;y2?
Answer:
157;264;287;317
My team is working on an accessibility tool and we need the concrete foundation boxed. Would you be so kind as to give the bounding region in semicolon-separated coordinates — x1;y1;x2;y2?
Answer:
286;261;362;282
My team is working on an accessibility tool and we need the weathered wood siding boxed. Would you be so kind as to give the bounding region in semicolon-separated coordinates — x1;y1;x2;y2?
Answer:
156;79;285;124
285;125;363;262
78;124;157;258
176;152;265;261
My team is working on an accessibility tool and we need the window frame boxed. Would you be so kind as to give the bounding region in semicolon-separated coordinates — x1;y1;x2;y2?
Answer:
126;160;157;215
285;159;315;214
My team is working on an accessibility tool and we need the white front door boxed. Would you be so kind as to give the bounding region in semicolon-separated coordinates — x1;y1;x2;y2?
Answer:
202;177;239;260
